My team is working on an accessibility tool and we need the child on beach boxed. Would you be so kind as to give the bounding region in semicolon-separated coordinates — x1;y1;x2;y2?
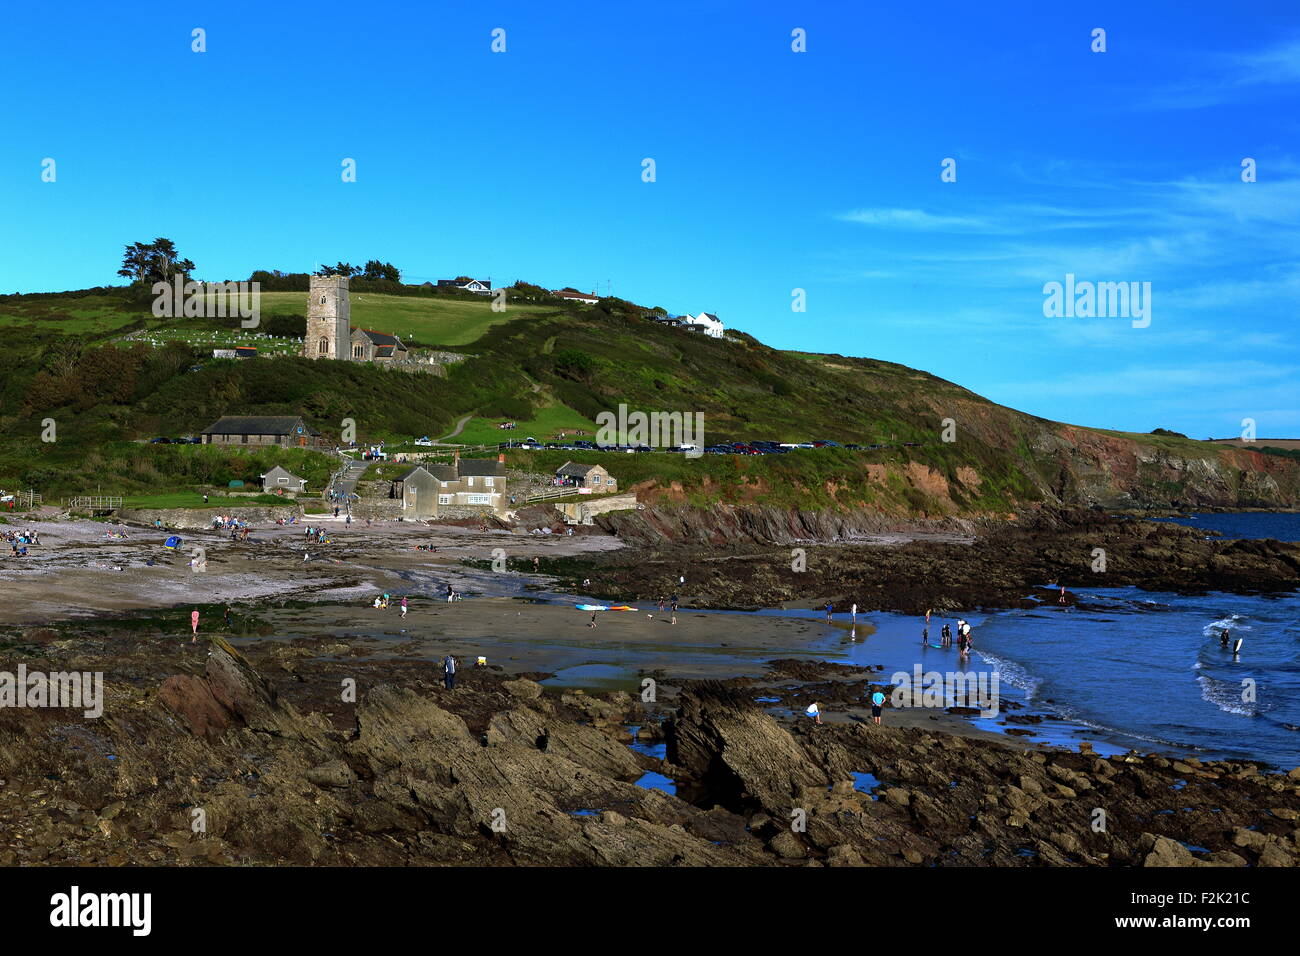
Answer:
806;701;822;725
870;690;885;725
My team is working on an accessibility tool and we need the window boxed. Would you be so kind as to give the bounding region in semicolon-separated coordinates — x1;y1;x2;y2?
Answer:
278;477;288;484
593;475;602;485
318;338;329;354
320;295;327;305
438;495;452;505
466;494;492;505
483;477;494;487
353;344;363;358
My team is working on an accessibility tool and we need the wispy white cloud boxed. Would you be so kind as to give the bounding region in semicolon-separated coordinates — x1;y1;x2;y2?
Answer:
1136;37;1300;110
836;208;990;230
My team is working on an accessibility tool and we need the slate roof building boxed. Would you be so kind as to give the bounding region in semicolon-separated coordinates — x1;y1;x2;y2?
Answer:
556;461;617;491
392;456;508;518
350;328;409;362
201;415;318;447
260;465;308;492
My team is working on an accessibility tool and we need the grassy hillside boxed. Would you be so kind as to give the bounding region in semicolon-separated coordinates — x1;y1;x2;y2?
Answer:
0;287;558;349
1;285;1296;512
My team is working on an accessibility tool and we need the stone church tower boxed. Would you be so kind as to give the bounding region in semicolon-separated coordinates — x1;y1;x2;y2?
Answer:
304;275;352;360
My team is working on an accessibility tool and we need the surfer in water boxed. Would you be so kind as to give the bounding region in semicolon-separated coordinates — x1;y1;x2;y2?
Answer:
1220;628;1230;648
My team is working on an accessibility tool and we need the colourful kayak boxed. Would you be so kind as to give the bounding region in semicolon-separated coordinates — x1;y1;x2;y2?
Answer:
576;604;639;611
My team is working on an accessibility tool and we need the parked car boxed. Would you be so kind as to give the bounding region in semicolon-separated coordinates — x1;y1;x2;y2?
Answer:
150;437;171;444
414;436;434;446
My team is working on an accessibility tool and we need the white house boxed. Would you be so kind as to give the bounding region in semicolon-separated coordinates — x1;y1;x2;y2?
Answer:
553;288;601;305
683;312;725;338
437;277;492;294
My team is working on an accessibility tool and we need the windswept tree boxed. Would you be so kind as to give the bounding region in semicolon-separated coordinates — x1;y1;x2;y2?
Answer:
361;259;401;282
117;238;195;286
315;262;358;277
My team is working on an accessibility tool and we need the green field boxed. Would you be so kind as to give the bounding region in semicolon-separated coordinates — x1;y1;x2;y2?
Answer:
0;288;557;350
452;404;599;445
248;291;556;347
0;293;150;335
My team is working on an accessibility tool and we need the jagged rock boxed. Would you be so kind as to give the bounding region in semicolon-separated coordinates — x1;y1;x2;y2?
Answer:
1258;841;1294;867
502;679;542;700
768;830;806;859
1141;834;1195;867
666;682;828;814
306;760;355;789
827;844;865;866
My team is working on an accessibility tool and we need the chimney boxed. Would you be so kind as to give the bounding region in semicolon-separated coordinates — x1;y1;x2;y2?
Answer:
497;453;505;463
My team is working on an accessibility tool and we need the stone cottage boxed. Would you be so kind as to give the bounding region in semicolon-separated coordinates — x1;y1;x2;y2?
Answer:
556;461;617;492
392;455;508;518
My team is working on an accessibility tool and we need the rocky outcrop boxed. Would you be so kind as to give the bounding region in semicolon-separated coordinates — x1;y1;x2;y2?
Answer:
577;512;1300;611
3;627;1298;867
667;682;829;814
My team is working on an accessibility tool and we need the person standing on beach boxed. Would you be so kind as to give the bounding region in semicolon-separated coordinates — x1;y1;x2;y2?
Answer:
825;602;834;623
443;654;457;690
589;610;598;628
870;690;885;725
806;701;822;726
190;609;200;644
1059;585;1067;605
223;606;232;630
400;596;408;618
925;608;931;625
670;595;678;626
851;603;858;625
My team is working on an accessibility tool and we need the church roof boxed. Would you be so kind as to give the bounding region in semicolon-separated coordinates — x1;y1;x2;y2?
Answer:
354;328;406;348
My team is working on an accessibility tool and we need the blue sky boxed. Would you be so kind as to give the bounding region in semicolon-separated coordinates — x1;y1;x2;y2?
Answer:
3;1;1298;438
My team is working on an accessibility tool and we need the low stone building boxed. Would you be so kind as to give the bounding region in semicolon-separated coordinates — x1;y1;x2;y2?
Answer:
350;328;409;362
201;415;318;447
556;461;617;492
392;455;508;518
260;465;307;493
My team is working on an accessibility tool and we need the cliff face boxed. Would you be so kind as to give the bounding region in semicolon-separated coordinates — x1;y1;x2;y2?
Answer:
594;434;1299;548
1033;428;1299;511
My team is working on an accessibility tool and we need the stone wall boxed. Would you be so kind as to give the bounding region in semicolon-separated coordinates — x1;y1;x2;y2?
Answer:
117;506;312;530
555;493;640;525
